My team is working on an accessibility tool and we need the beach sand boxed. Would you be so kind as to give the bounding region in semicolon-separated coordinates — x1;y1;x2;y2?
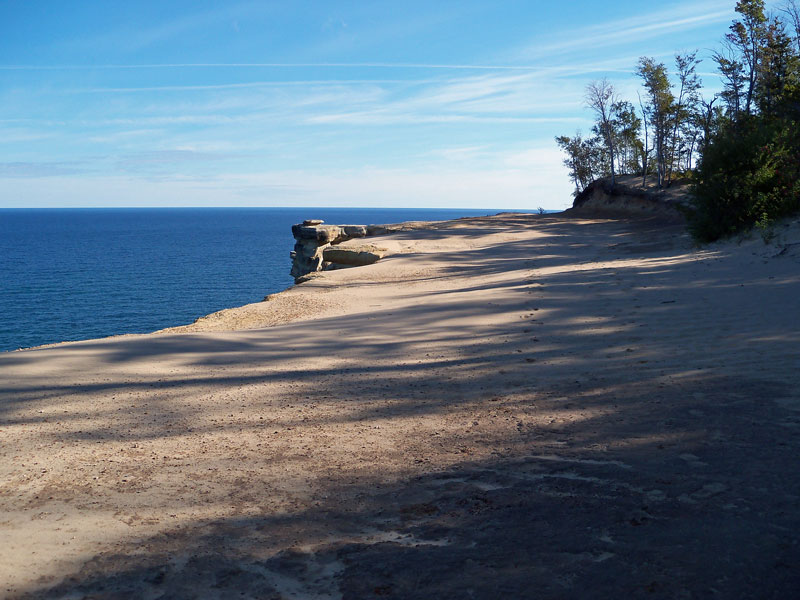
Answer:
2;212;799;598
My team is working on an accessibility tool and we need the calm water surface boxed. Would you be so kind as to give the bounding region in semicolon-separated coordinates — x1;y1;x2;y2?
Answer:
0;208;506;351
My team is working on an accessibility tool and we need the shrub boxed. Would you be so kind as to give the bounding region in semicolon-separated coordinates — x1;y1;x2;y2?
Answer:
688;116;800;241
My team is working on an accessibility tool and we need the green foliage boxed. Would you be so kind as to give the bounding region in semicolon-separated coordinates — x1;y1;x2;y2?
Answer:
555;133;605;196
636;57;675;187
689;117;800;241
689;3;800;242
757;19;800;115
725;0;768;116
555;0;800;240
609;101;643;175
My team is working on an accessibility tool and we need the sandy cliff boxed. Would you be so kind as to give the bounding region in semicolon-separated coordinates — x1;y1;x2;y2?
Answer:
568;175;691;221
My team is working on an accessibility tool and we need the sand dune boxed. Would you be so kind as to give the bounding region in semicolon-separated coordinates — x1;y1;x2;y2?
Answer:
2;212;799;598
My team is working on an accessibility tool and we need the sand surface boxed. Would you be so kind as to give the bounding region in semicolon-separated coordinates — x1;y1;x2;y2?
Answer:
2;212;799;599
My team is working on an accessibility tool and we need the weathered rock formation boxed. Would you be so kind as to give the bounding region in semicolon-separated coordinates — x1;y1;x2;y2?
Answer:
568;176;691;221
322;245;387;267
290;220;388;282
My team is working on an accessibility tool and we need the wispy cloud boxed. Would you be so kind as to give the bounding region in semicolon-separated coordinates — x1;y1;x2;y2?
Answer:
9;68;589;129
58;2;270;54
0;58;673;82
112;149;242;175
0;165;575;209
515;0;734;59
0;127;56;144
0;0;748;209
307;112;583;126
302;71;587;125
0;161;87;177
74;79;436;94
0;62;576;71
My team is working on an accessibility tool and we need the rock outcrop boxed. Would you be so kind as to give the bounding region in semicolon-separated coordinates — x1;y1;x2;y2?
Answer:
290;220;387;282
322;245;387;267
568;176;691;221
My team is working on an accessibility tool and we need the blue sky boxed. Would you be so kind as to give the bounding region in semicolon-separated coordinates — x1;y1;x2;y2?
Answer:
0;0;779;209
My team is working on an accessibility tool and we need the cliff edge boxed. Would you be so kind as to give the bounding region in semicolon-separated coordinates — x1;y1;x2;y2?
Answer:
566;175;692;221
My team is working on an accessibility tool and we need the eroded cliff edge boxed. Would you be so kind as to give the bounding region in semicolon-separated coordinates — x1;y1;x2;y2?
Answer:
567;175;692;221
290;220;390;282
289;218;445;282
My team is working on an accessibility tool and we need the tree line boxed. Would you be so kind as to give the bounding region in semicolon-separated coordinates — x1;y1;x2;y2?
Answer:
556;0;800;241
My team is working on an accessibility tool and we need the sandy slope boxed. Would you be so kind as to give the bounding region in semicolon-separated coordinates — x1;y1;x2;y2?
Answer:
1;213;799;599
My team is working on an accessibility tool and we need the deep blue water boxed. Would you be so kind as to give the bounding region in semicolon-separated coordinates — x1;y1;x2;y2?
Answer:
0;207;510;351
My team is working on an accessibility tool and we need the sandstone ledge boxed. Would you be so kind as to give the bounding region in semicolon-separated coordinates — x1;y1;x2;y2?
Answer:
290;219;437;282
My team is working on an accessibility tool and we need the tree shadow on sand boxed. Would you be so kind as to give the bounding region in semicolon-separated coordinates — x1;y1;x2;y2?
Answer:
20;386;800;599
4;215;800;598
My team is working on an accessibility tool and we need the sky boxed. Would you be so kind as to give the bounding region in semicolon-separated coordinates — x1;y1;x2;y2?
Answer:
0;0;783;209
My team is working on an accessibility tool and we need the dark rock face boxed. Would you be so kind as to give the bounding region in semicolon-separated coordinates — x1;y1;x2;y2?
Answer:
290;221;382;281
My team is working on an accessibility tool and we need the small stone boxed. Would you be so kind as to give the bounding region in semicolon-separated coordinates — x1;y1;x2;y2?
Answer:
303;219;324;225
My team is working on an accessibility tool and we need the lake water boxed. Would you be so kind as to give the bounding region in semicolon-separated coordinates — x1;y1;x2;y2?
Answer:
0;207;513;351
